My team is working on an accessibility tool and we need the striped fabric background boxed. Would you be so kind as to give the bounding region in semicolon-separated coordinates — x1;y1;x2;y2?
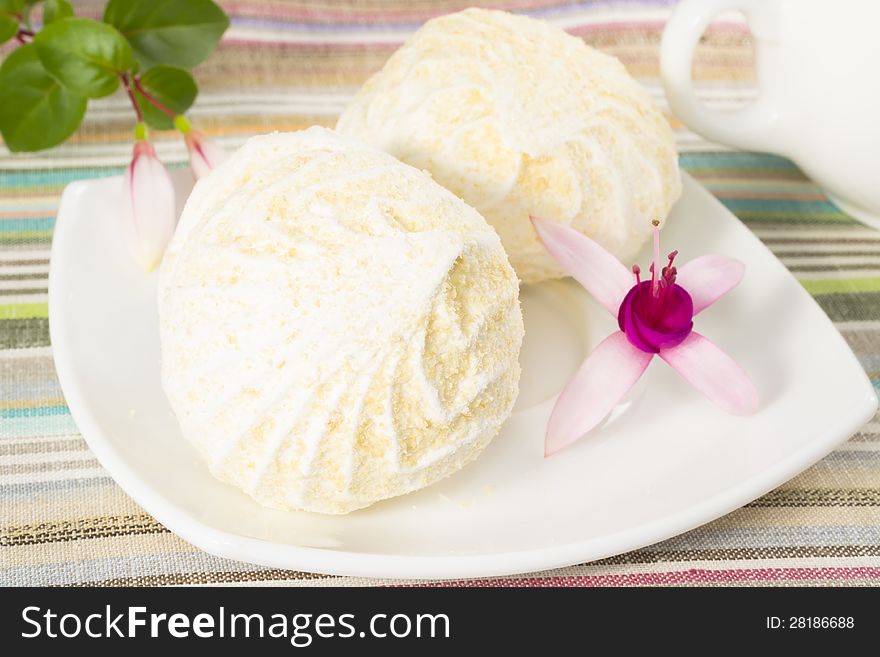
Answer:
2;0;879;586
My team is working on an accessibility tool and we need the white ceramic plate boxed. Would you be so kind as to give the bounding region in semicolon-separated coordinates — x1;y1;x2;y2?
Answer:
49;171;877;579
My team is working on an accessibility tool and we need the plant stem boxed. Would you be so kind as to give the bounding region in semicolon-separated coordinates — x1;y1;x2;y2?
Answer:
132;77;177;119
120;74;144;123
15;29;34;44
21;4;32;31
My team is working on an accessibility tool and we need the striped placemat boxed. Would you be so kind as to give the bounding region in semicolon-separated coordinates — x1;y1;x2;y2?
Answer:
2;0;878;587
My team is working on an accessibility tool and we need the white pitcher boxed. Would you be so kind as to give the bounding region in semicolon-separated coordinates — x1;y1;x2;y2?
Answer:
661;0;880;228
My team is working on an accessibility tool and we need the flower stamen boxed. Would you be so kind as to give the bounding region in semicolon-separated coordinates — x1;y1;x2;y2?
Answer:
651;222;661;297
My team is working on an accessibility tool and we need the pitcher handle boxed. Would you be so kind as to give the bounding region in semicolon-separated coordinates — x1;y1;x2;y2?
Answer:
661;0;784;153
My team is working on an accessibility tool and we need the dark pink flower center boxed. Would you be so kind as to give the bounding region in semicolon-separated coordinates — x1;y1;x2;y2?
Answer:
617;251;693;354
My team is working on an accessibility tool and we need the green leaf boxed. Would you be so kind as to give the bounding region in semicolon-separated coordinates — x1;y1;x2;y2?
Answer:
0;0;24;45
0;17;19;45
43;0;73;25
103;0;229;69
0;43;86;152
134;65;197;129
33;17;133;98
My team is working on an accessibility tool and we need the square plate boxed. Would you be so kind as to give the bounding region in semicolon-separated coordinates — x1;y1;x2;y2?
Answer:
49;171;877;579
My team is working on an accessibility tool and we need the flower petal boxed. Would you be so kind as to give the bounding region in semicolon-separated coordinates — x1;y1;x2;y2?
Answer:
545;331;653;456
122;141;176;271
185;131;229;179
659;332;758;415
618;281;693;353
531;216;632;316
675;255;744;315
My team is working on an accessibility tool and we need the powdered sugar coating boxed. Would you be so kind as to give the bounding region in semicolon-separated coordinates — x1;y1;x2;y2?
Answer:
337;8;681;282
158;127;523;514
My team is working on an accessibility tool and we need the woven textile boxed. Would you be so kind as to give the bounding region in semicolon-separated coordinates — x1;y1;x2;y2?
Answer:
2;0;879;587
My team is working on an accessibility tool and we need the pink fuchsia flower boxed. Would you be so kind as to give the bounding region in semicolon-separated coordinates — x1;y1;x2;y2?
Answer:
174;115;228;180
531;216;758;457
121;139;177;272
183;130;228;179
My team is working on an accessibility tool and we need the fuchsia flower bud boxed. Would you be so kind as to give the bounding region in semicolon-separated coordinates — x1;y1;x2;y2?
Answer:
174;114;228;179
121;137;176;272
184;130;228;179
